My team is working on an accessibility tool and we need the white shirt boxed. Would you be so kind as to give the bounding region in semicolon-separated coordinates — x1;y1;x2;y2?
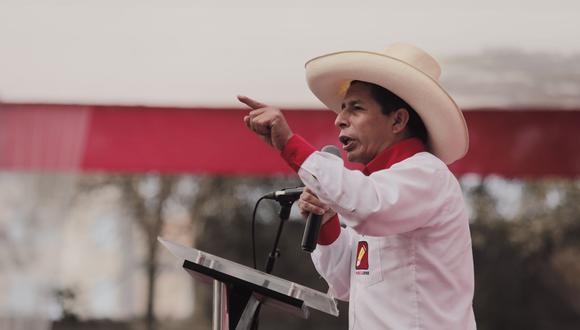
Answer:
298;150;476;330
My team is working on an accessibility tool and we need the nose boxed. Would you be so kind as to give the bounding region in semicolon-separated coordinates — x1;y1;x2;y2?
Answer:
334;111;349;129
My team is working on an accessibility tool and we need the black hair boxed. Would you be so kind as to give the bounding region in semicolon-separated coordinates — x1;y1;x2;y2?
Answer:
351;80;428;145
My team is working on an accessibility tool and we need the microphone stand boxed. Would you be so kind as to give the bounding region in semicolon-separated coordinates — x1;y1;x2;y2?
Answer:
251;199;294;329
265;200;292;274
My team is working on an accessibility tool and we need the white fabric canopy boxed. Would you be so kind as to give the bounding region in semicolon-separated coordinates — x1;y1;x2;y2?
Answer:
0;0;579;108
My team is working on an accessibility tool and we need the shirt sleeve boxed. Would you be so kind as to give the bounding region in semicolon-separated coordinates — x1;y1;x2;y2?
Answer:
318;215;341;245
297;151;448;236
281;134;341;245
311;220;354;301
280;134;316;172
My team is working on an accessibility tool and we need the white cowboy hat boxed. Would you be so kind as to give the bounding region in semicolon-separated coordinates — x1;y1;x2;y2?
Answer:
304;43;468;165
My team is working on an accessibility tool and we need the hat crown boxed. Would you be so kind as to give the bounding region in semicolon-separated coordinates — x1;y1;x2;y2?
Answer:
382;43;441;80
305;42;468;164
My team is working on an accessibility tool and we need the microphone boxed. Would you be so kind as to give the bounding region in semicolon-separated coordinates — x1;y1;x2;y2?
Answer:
263;187;304;203
301;145;341;253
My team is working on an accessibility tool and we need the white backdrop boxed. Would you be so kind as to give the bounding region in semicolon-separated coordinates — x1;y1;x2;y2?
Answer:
0;0;579;108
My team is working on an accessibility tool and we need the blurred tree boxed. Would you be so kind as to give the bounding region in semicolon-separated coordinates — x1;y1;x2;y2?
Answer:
116;174;177;330
74;174;182;330
470;179;580;330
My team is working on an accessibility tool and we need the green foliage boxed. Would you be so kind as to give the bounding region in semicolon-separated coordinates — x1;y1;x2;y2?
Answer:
469;179;580;330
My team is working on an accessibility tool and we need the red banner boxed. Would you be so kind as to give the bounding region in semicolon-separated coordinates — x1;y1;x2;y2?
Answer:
1;103;579;177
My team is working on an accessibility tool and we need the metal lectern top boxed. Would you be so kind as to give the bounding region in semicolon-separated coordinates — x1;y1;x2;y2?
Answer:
158;237;339;319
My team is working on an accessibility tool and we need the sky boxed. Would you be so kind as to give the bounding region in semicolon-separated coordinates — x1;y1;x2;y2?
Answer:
0;0;579;107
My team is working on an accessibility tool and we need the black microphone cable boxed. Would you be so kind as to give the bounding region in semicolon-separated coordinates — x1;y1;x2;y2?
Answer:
251;195;267;270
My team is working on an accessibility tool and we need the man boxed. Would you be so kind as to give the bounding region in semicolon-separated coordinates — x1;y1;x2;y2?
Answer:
239;43;475;329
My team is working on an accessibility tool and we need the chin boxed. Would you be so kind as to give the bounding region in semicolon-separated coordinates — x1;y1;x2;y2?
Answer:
346;152;362;164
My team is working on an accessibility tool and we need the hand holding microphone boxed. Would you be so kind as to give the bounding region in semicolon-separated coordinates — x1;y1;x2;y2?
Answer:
298;188;337;224
298;188;337;252
299;145;341;252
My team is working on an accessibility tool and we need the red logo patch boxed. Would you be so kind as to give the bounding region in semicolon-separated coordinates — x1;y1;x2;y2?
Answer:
355;241;369;270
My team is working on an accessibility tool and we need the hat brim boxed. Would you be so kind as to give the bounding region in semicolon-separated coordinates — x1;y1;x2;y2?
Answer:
305;51;469;165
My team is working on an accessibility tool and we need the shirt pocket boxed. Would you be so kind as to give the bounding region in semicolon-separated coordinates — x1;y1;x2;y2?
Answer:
353;235;412;289
352;237;384;288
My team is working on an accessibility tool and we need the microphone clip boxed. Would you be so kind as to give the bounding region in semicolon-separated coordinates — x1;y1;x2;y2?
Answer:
262;187;304;204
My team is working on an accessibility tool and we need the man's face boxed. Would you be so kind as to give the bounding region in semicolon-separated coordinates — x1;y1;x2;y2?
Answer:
335;82;397;164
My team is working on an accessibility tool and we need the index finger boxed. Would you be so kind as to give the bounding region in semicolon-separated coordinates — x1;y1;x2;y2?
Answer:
303;186;317;197
237;95;267;110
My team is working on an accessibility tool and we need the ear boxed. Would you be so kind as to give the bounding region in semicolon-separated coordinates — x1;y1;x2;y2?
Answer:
392;108;410;134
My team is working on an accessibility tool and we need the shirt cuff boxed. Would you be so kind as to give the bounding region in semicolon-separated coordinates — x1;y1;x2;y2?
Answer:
280;134;316;172
318;214;341;245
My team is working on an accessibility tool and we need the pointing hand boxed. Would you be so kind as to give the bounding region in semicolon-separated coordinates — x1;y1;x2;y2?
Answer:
238;95;294;151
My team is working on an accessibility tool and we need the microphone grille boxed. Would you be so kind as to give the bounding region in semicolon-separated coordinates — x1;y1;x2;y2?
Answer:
321;145;341;158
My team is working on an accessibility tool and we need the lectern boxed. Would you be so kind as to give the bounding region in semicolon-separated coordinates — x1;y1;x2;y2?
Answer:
159;237;338;330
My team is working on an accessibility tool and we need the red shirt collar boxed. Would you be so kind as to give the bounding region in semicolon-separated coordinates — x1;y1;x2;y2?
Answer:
363;138;427;175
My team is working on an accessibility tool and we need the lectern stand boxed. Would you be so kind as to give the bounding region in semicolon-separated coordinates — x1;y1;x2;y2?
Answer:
159;237;339;330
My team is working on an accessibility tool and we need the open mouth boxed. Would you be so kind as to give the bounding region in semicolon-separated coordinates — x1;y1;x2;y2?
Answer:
339;135;356;151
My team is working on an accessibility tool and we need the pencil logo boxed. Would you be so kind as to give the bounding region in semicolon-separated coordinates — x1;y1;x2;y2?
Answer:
355;241;369;270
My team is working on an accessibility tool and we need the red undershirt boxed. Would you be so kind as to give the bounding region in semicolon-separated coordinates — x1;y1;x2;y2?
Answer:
281;134;426;245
